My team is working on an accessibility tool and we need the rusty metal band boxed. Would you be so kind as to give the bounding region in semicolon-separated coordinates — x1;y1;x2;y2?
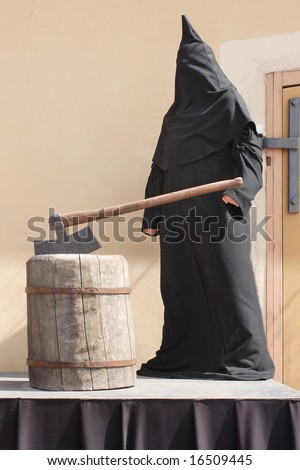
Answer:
25;286;131;295
26;358;136;369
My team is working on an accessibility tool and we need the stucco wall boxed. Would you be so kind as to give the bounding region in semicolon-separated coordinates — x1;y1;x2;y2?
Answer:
1;0;300;371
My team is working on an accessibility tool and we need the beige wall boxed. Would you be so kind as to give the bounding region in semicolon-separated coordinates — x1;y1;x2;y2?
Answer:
1;0;300;371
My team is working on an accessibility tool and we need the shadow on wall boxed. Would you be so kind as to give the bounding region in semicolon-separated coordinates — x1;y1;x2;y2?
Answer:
0;327;28;372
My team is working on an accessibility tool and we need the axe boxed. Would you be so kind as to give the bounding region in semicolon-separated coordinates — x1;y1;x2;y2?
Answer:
33;177;243;255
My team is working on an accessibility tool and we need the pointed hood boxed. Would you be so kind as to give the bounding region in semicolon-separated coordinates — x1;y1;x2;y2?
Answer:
152;16;254;171
180;14;201;43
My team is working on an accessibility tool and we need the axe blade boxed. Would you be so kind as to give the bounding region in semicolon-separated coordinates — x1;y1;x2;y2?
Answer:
34;226;101;256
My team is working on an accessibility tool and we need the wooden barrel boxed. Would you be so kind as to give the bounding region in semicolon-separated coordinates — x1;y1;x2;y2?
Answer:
26;254;136;391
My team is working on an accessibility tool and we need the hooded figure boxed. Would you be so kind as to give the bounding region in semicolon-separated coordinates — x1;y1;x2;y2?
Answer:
137;16;275;380
152;16;252;172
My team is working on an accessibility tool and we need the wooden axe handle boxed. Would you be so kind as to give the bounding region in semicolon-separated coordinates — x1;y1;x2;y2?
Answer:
58;177;243;228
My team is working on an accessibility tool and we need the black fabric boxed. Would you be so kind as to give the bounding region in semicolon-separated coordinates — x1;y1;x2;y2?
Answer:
139;15;274;381
0;398;299;449
18;400;82;449
0;399;18;449
152;16;253;171
142;124;264;230
139;127;275;380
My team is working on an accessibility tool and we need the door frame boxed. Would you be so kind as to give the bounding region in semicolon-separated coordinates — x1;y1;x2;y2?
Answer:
266;68;300;383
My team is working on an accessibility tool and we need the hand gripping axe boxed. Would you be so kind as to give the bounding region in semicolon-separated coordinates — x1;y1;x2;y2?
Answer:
33;177;243;255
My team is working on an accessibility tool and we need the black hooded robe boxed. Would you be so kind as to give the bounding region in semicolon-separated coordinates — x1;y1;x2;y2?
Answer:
137;16;275;380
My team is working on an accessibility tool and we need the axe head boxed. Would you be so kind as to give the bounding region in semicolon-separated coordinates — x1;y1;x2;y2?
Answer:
34;216;101;256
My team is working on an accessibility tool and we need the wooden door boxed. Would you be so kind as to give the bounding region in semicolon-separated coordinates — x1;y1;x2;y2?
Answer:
266;70;300;386
282;85;300;389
